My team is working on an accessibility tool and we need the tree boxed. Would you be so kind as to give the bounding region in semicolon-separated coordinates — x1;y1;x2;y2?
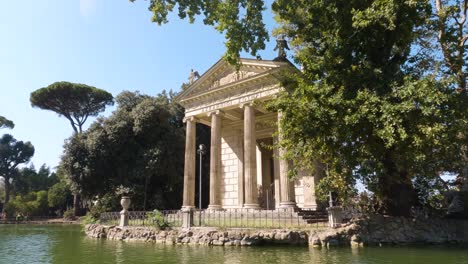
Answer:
59;91;186;210
4;190;49;217
0;116;14;129
432;0;467;191
0;134;34;212
30;82;114;133
31;81;114;216
48;181;72;212
133;0;467;216
13;164;58;195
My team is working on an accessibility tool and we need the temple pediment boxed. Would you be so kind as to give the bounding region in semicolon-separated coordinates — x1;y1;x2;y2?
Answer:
177;58;294;106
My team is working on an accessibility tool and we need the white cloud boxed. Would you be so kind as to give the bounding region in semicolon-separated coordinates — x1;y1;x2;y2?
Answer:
80;0;98;17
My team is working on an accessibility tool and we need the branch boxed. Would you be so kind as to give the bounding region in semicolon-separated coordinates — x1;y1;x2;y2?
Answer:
461;0;468;26
435;0;459;73
461;34;468;47
64;115;78;133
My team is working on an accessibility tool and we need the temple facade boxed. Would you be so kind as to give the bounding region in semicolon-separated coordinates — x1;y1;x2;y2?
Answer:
177;58;321;211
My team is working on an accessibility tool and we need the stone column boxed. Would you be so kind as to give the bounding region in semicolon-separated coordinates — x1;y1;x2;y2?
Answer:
273;147;281;209
182;117;196;211
278;112;296;209
208;110;222;210
243;104;260;209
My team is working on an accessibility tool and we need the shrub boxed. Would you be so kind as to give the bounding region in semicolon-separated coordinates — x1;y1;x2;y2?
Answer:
81;212;98;225
48;182;70;210
63;208;75;220
145;209;168;229
4;191;49;217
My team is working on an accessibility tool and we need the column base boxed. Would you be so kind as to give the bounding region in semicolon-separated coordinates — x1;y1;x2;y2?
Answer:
243;203;261;209
279;201;297;209
181;206;195;212
207;205;223;211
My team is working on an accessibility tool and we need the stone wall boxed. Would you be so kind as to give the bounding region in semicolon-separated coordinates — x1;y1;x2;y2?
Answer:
220;127;242;207
86;215;468;247
309;215;468;247
85;224;308;246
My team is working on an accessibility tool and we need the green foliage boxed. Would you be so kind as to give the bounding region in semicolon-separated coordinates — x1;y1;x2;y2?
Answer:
114;185;133;196
134;0;466;216
81;213;98;225
48;181;72;209
145;209;168;229
4;191;49;217
14;164;58;195
266;0;465;216
30;81;114;133
0;134;35;211
59;91;185;210
63;208;75;220
88;193;119;219
0;116;14;129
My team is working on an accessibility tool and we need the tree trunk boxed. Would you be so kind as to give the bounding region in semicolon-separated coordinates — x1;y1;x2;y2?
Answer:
73;193;81;217
381;178;418;217
2;178;10;214
379;155;418;217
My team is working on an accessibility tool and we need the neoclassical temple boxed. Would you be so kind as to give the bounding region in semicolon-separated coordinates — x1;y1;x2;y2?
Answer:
178;57;322;211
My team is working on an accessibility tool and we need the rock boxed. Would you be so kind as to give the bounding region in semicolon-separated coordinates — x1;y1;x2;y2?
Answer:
212;240;225;246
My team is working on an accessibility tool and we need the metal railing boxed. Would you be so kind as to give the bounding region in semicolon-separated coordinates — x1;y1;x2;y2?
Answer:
191;209;328;229
100;210;182;227
100;209;328;229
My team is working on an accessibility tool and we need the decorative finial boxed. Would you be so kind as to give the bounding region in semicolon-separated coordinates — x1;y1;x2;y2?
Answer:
188;69;200;84
273;36;290;61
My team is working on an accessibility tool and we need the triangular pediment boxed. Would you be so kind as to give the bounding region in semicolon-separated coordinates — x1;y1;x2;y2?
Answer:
178;58;293;103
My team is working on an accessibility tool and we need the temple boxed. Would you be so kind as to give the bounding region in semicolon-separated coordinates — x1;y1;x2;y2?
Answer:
177;58;322;211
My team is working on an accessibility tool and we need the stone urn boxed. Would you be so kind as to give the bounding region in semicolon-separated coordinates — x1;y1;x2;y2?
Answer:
119;196;131;227
120;196;131;210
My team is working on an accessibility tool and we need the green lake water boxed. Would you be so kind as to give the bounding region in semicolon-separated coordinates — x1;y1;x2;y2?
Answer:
0;225;468;264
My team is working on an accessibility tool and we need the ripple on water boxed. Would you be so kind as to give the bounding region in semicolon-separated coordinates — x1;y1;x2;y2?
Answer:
1;225;468;264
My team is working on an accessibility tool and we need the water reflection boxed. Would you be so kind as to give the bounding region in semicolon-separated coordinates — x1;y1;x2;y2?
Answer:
1;225;468;264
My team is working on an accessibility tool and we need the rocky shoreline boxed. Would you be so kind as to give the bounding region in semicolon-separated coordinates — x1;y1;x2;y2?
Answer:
85;224;309;246
85;216;468;247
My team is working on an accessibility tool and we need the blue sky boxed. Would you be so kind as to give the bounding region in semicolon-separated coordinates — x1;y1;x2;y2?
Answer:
0;0;278;170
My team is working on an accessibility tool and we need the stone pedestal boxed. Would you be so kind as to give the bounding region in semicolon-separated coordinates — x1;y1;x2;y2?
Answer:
119;196;131;227
327;206;343;228
120;210;129;227
181;208;194;228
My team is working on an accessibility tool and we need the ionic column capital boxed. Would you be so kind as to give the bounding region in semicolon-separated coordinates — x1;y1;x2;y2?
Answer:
182;116;198;123
239;102;254;109
207;109;225;117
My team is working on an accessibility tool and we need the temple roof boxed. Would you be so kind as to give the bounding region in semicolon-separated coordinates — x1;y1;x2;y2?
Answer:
177;58;296;106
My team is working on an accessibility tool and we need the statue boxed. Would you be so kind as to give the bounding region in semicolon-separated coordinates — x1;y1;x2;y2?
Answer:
273;36;290;61
188;69;200;85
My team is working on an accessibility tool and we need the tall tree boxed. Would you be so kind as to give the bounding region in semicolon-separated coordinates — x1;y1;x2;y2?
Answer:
13;164;58;195
30;82;114;133
0;134;34;212
0;116;14;129
134;0;466;216
432;0;467;191
60;91;186;210
30;81;114;216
